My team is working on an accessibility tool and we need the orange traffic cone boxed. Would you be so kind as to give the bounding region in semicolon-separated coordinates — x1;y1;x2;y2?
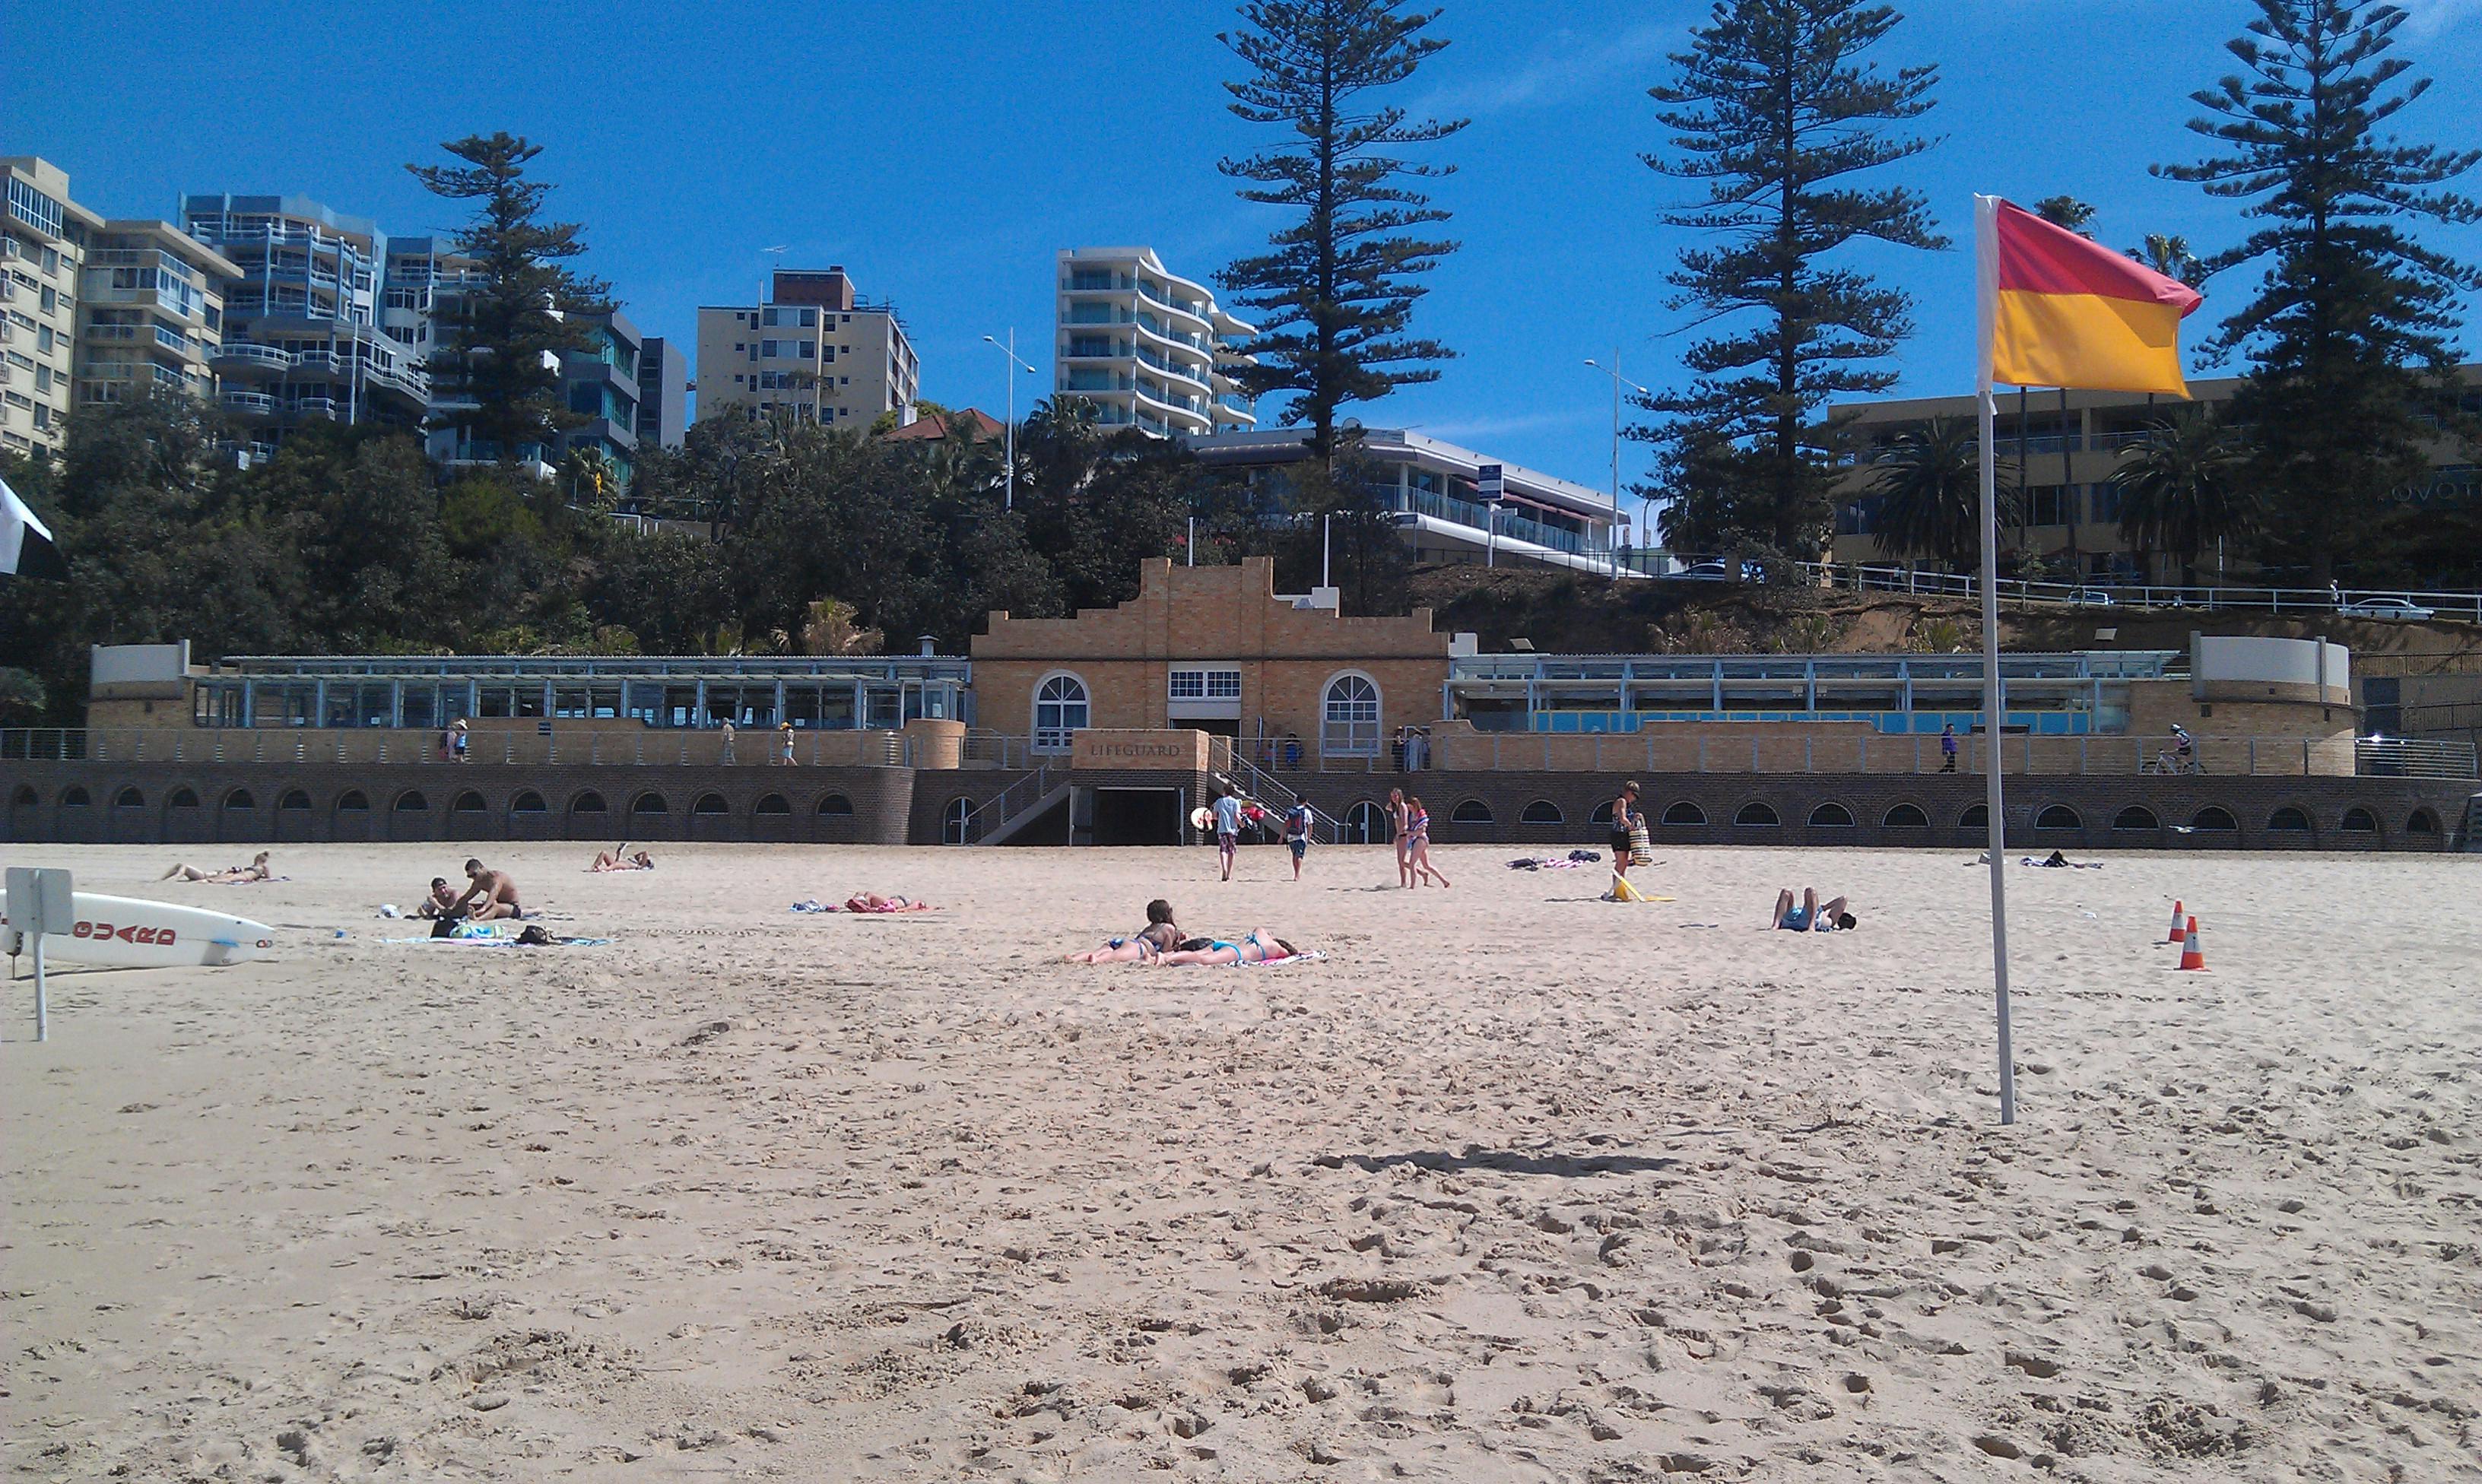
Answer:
2176;915;2208;972
2165;899;2186;943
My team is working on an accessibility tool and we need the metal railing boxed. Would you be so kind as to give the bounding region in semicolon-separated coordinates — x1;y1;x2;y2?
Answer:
0;726;916;769
960;729;1033;770
1708;559;2482;620
956;763;1055;843
1208;737;1346;844
1309;729;2372;778
2355;736;2480;778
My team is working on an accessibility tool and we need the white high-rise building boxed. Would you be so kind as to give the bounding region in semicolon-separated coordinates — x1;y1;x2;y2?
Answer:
1053;247;1255;437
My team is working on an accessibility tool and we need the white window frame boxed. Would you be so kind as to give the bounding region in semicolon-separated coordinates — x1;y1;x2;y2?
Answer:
1032;671;1090;753
1321;671;1382;759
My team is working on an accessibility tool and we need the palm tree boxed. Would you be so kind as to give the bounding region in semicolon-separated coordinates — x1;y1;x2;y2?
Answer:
2112;409;2252;587
1868;417;2021;575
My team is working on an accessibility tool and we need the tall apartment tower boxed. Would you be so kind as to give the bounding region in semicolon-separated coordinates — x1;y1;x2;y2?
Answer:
1053;246;1256;438
180;193;429;457
637;335;688;449
75;219;241;416
694;267;919;428
2;157;103;459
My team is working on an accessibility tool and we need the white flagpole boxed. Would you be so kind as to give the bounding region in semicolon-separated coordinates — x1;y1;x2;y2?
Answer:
1974;195;2017;1126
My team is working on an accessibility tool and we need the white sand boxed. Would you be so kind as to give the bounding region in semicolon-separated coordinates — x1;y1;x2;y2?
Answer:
2;841;2477;1481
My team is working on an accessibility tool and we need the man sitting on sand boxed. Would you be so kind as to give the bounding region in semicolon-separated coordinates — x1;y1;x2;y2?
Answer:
161;851;271;883
1771;888;1855;933
589;845;655;872
417;877;462;919
452;858;524;921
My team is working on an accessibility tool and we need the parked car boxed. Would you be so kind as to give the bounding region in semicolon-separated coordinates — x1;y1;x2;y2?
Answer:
1677;561;1729;581
2068;588;2115;608
2338;596;2436;620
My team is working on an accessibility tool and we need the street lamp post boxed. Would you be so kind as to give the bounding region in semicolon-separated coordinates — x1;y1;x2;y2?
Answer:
983;331;1038;511
1583;351;1649;577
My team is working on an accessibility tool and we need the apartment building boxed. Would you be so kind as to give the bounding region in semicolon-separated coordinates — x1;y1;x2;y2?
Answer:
637;335;687;449
557;309;645;487
75;219;240;415
694;267;919;429
1053;246;1256;438
2;157;103;459
181;192;428;456
1829;369;2482;582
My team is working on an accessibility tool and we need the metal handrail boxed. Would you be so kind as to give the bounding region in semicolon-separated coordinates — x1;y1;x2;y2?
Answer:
1208;738;1347;844
1646;556;2482;620
0;726;919;769
957;763;1055;843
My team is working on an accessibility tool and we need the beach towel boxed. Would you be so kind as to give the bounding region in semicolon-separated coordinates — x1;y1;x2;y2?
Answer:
1235;950;1326;967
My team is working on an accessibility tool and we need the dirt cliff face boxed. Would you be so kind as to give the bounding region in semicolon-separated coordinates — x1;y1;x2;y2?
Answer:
1408;566;2482;666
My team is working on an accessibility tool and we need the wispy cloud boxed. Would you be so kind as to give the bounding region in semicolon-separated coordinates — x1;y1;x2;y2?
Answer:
2395;0;2482;36
1417;22;1677;118
1417;408;1598;442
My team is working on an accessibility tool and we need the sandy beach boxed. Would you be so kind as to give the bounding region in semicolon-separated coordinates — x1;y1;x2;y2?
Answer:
2;839;2477;1481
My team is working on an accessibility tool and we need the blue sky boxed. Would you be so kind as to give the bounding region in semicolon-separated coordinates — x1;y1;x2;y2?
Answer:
8;0;2480;499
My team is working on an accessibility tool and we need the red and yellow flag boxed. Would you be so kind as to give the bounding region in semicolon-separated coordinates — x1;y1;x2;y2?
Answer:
1976;195;2202;397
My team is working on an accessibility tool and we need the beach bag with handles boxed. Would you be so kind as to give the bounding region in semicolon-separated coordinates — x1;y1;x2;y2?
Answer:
1627;820;1653;866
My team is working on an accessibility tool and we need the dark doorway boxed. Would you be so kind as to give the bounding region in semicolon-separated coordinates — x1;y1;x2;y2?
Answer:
1093;787;1182;845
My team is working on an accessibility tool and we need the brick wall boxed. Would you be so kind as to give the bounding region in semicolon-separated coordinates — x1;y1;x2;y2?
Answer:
2;763;916;848
1278;772;2471;853
972;557;1452;755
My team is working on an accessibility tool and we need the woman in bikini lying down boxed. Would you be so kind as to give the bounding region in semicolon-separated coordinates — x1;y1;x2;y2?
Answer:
1065;899;1183;962
161;851;272;883
842;892;932;913
589;845;655;871
1154;928;1301;966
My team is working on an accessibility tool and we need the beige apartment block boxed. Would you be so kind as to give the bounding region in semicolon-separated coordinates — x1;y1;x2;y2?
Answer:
1830;367;2482;584
695;267;920;430
75;219;240;415
2;156;103;460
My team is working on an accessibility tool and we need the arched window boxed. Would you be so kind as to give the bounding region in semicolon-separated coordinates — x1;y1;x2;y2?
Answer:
222;788;256;811
754;793;791;815
278;789;310;811
817;793;855;817
1451;798;1493;824
1735;801;1779;827
1521;800;1564;825
11;784;36;807
394;790;429;813
2112;805;2160;831
567;791;604;815
1808;802;1855;827
1884;803;1929;828
942;796;978;845
1959;803;1988;829
1662;801;1706;826
510;791;548;813
1589;801;1616;826
336;790;370;812
2407;807;2439;836
1344;799;1385;843
114;786;144;808
693;791;730;815
2267;806;2312;832
452;791;487;813
633;792;670;816
1033;673;1089;753
1321;673;1381;758
2035;804;2083;830
167;787;200;808
2339;807;2379;833
61;786;90;807
2190;806;2236;832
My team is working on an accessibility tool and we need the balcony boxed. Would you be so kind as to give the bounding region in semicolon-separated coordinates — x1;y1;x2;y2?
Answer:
290;350;344;378
221;390;275;417
292;397;341;420
211;341;292;380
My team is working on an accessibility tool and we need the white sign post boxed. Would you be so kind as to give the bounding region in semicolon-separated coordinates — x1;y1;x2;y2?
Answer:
6;866;73;1042
1478;464;1504;569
